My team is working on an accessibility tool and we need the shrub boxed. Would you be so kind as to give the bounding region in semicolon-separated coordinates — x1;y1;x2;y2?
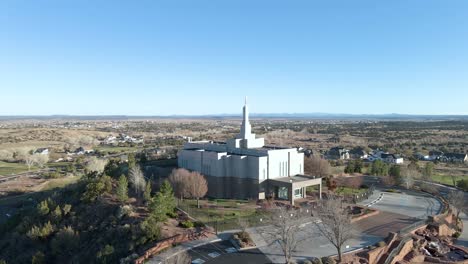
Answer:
310;258;323;264
452;232;461;238
194;221;205;228
166;210;178;218
321;257;336;264
179;220;194;228
376;241;387;247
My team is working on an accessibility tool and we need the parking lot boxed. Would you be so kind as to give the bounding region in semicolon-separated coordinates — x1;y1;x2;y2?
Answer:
188;240;271;264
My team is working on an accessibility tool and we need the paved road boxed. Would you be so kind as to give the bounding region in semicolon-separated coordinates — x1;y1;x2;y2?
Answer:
413;181;468;248
187;240;270;264
358;189;442;219
250;187;442;263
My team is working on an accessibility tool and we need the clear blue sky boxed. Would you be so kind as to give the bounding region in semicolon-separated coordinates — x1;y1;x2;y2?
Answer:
1;0;467;115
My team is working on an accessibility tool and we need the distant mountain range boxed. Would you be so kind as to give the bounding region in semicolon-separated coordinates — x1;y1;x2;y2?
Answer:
0;113;467;121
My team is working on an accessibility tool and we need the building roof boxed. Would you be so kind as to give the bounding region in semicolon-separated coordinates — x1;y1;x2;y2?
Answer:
444;153;467;159
271;175;321;184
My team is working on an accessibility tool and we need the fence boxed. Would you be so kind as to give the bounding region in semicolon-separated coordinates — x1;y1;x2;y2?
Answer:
177;199;315;233
342;185;375;204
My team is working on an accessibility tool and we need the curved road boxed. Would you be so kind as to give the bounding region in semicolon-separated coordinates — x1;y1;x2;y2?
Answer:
250;184;442;263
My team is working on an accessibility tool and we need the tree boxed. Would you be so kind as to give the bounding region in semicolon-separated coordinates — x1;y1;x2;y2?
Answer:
304;156;331;177
447;190;465;219
185;172;208;208
25;154;36;171
149;180;176;222
313;195;354;263
389;165;402;185
32;153;49;168
143;181;152;203
85;157;107;174
82;176;112;203
168;168;190;200
127;153;136;170
37;200;50;216
423;163;434;181
116;174;129;203
371;160;389;176
50;226;79;260
31;251;45;264
265;206;307;264
402;166;420;189
129;166;146;198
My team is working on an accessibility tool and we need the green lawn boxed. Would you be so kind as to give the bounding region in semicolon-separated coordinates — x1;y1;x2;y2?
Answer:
178;199;259;222
431;174;466;186
39;175;81;191
95;146;139;155
0;161;36;176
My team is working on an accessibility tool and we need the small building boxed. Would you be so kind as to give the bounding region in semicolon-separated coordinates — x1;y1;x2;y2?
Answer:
34;148;49;155
349;147;368;159
381;153;404;164
327;147;350;160
429;151;444;161
440;153;468;163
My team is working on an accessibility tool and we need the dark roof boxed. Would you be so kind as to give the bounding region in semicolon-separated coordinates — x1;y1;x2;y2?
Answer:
429;151;444;156
444;153;467;159
381;153;401;159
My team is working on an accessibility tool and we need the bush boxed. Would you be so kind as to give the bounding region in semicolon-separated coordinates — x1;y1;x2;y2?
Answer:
376;241;387;247
194;221;205;228
166;211;178;218
321;257;336;264
179;220;194;228
310;258;323;264
453;232;461;238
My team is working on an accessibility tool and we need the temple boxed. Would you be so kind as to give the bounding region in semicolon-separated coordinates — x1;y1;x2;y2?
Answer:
177;98;321;204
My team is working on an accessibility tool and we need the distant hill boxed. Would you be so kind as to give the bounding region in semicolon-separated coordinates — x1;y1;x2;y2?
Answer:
0;113;467;121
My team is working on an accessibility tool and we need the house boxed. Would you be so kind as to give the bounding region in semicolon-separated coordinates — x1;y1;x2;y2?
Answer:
381;153;404;164
429;151;444;161
414;153;431;161
349;147;368;159
327;147;350;160
34;148;49;155
440;153;468;163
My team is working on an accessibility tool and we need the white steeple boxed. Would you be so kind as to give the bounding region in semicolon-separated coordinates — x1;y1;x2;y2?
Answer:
240;96;252;139
227;97;265;149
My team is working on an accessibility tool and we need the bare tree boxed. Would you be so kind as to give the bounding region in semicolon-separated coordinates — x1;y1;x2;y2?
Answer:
168;168;189;200
24;154;36;171
447;190;465;219
313;195;354;262
402;166;420;189
129;166;146;197
265;206;307;264
185;172;208;208
33;154;49;168
85;157;107;174
304;156;331;178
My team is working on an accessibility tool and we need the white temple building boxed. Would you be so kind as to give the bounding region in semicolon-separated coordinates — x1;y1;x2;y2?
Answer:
177;98;322;204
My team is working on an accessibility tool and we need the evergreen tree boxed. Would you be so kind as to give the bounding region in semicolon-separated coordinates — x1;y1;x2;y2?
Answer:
116;175;128;203
149;180;175;221
143;181;152;203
